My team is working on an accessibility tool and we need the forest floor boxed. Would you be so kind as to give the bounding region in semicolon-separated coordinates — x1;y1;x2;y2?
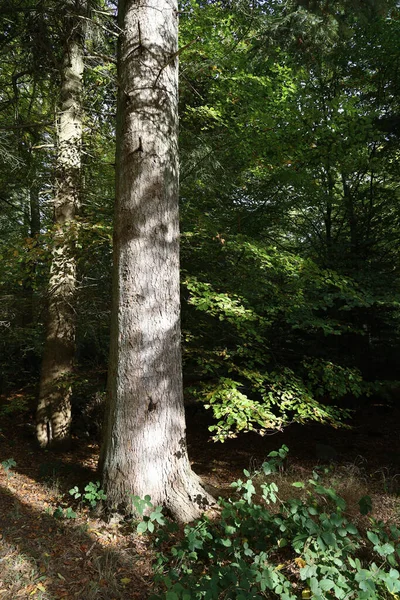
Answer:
0;395;399;600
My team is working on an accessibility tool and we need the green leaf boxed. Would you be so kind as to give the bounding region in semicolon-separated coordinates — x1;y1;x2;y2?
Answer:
379;543;395;556
221;538;232;547
137;521;148;534
309;577;320;594
367;531;380;546
320;579;334;591
346;524;358;535
147;520;155;533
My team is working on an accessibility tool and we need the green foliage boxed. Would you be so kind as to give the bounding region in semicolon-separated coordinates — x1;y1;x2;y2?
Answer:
182;238;368;439
51;506;78;520
201;375;350;442
1;0;400;450
1;458;16;479
43;480;106;520
69;481;106;508
177;0;400;442
131;495;167;534
302;358;364;400
0;394;30;416
147;448;400;600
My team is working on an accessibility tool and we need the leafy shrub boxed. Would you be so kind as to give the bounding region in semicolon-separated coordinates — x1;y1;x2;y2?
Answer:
51;506;77;519
69;481;106;508
1;458;16;479
131;495;167;533
140;447;400;600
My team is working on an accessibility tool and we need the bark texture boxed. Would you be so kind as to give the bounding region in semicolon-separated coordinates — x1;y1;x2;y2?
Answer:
36;23;84;449
100;0;214;522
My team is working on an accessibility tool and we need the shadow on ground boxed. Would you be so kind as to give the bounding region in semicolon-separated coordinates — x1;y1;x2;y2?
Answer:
0;481;151;599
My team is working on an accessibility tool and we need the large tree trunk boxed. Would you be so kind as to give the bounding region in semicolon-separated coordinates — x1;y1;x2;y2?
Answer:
100;0;214;522
36;19;84;449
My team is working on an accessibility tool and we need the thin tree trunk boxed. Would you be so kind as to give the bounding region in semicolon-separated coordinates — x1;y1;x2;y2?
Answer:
36;23;84;449
100;0;214;522
21;183;41;327
30;182;41;238
341;173;357;257
324;166;333;266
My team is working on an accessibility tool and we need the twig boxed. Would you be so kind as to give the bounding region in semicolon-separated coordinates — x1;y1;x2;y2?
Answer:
154;37;200;87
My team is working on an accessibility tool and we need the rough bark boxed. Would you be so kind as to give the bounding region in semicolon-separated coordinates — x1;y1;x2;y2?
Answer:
36;21;84;449
100;0;214;522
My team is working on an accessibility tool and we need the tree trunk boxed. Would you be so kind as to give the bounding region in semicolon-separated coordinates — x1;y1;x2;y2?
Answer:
30;182;41;239
341;173;357;258
100;0;214;522
36;20;84;449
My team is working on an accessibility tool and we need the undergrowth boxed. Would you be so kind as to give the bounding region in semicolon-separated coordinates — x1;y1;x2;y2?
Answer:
135;447;400;600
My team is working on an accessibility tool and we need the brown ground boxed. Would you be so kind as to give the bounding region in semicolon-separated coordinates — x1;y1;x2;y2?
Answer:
0;398;399;599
